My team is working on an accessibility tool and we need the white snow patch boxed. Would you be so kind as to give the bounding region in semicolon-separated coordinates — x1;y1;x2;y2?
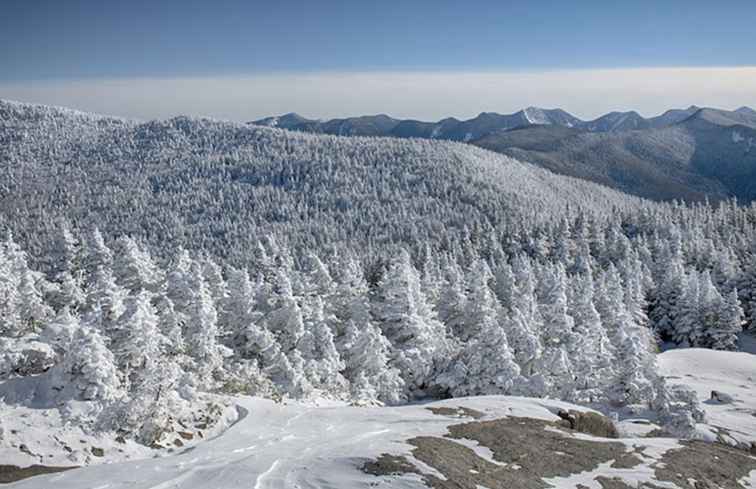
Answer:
0;402;154;468
542;457;678;489
8;347;756;489
618;437;681;462
740;469;756;487
658;347;756;448
451;437;508;467
524;107;549;125
4;395;585;489
544;437;681;489
406;454;448;481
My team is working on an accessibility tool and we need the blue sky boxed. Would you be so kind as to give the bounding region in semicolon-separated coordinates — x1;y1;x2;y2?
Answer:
2;0;756;120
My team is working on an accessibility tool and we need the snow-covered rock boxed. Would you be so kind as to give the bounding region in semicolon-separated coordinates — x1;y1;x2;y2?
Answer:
0;338;55;380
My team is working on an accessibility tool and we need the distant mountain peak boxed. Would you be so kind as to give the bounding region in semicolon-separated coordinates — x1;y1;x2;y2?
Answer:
355;113;397;121
251;112;313;128
736;106;756;116
522;107;550;124
282;111;307;119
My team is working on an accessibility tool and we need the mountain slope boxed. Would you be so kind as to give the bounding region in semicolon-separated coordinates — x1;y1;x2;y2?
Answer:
474;109;756;201
0;99;646;265
583;111;651;132
248;105;756;202
648;105;701;128
684;107;756;130
473;125;731;201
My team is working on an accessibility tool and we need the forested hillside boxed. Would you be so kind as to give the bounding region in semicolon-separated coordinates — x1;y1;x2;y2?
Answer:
2;100;756;448
0;99;644;267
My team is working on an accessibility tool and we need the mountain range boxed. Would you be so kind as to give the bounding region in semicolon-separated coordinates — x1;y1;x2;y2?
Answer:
251;106;756;201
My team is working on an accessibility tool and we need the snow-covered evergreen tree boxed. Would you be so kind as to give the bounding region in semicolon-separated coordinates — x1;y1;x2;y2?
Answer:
673;272;701;346
111;291;182;443
0;247;21;337
39;306;80;353
331;255;404;403
264;268;306;353
154;295;186;357
113;236;161;293
112;291;164;386
184;264;228;388
373;250;450;397
298;296;347;394
503;306;541;380
568;270;614;398
535;264;575;398
708;288;743;350
52;325;123;403
82;227;113;277
442;261;521;396
648;244;685;340
340;321;404;404
436;261;467;338
82;265;126;335
610;321;658;405
15;265;52;334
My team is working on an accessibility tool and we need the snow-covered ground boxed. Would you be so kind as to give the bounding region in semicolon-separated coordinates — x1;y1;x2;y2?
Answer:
7;345;756;488
658;345;756;448
5;396;585;488
0;399;240;471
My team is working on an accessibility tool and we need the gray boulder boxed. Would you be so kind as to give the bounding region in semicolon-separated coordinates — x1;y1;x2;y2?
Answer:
710;391;736;404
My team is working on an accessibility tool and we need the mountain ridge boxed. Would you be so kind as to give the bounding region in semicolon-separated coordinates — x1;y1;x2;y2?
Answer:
250;104;756;202
249;104;756;138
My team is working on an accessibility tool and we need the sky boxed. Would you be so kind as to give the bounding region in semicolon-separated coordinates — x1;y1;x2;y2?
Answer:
2;0;756;121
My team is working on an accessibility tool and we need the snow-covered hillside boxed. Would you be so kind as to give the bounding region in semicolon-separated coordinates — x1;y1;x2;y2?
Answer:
7;347;756;488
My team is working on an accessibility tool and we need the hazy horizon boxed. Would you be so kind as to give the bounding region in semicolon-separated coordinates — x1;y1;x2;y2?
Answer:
3;1;756;122
2;66;756;123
